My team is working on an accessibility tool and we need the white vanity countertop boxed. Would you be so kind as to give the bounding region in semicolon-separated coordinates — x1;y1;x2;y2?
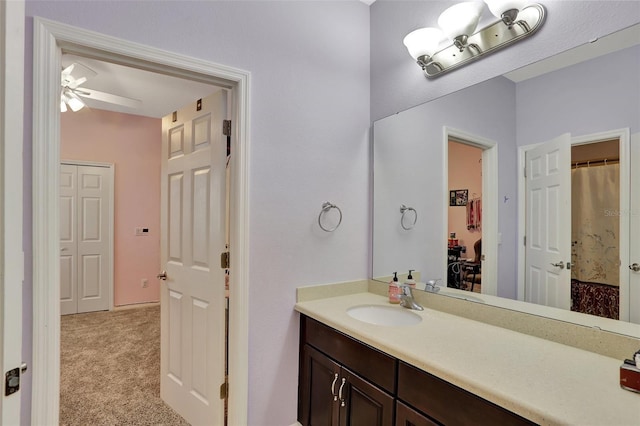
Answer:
295;292;640;426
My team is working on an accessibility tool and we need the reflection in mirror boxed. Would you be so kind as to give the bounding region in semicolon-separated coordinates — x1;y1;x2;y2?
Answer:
372;24;640;333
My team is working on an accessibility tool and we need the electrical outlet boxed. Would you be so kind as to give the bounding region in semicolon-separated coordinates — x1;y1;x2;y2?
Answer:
141;278;148;288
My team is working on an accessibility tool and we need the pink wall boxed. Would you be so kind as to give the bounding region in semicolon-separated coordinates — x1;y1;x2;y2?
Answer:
448;141;482;260
61;108;161;306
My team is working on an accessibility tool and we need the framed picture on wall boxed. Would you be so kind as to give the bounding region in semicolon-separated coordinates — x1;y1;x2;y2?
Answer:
449;189;468;206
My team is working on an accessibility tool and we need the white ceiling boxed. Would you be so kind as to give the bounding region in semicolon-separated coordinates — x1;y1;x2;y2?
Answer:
61;54;222;118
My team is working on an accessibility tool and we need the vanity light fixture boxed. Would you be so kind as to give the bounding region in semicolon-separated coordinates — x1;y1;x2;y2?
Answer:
403;0;545;78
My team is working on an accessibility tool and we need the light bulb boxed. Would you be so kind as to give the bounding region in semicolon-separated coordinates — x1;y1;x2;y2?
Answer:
437;2;484;42
403;27;446;60
65;91;86;112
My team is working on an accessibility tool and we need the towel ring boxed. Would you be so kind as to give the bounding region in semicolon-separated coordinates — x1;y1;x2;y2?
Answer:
318;202;342;232
400;204;417;230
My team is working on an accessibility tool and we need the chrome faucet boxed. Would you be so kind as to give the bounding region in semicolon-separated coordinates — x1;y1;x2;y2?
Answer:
424;279;441;293
399;285;424;311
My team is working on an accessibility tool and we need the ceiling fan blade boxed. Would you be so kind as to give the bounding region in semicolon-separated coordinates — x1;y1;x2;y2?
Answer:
74;87;142;109
61;62;97;89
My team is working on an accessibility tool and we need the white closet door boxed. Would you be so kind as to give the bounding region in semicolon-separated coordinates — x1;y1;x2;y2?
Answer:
60;164;78;315
60;163;112;315
76;165;111;313
630;132;640;324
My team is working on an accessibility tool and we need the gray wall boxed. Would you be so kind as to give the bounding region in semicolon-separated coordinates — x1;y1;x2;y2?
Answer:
23;2;369;425
370;0;640;122
517;45;640;146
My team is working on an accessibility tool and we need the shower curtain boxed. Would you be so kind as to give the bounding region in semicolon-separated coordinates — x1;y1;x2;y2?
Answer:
571;163;619;319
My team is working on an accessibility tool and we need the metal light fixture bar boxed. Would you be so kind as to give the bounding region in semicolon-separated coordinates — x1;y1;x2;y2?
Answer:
419;4;545;78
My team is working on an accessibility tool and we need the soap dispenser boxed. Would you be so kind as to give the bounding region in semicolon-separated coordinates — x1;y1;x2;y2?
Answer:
405;270;416;288
388;272;401;304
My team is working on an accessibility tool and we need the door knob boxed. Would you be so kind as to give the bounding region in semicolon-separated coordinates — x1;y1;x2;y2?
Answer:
550;262;565;269
157;270;168;280
630;263;640;272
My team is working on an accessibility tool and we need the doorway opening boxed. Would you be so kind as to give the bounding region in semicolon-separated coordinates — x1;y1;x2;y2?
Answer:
570;137;626;320
33;17;250;425
518;129;631;321
447;140;483;293
442;127;498;297
58;57;226;423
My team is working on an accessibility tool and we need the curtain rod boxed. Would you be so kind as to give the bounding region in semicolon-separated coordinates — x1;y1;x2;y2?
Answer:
573;158;619;168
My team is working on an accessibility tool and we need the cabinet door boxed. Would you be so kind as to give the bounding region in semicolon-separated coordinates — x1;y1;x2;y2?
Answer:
395;401;440;426
339;368;394;426
300;345;341;426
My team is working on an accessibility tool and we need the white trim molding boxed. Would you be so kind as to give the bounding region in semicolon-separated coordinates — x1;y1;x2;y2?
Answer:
0;0;25;423
442;127;498;296
33;17;251;425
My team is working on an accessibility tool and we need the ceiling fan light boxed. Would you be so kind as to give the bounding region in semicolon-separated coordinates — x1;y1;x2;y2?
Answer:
60;99;67;112
403;27;446;60
437;1;483;41
66;91;86;112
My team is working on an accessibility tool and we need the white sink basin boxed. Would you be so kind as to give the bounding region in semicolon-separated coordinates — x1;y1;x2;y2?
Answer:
347;304;422;326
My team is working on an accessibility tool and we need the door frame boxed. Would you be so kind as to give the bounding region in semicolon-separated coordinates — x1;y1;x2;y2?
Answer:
517;128;630;314
32;17;251;425
60;160;115;313
442;127;498;296
0;0;24;423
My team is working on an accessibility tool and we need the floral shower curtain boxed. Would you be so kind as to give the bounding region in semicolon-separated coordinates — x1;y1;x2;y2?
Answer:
571;164;620;286
571;163;620;319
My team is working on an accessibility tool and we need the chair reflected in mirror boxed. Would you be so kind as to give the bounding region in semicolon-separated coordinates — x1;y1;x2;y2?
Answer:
462;239;481;292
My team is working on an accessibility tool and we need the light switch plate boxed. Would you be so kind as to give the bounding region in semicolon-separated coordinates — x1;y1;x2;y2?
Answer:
135;227;150;236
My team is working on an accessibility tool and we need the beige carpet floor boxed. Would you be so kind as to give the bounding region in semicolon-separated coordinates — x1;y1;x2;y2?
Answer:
60;305;190;425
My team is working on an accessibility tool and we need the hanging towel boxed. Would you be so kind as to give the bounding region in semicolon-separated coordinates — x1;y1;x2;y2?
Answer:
467;198;482;230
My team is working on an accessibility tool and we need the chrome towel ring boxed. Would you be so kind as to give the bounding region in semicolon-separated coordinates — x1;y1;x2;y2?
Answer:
400;204;417;230
318;202;342;232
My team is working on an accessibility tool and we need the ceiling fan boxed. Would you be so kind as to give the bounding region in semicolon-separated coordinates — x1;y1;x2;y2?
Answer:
60;62;143;112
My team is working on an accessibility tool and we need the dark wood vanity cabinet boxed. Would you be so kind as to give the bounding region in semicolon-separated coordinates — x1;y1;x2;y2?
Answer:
298;316;395;426
298;315;536;426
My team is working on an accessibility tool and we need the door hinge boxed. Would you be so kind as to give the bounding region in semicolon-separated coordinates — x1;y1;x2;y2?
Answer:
220;251;230;269
524;165;527;178
219;380;228;399
223;120;232;136
524;236;526;246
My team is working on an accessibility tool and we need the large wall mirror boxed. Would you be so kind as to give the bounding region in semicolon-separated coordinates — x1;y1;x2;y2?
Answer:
372;24;640;335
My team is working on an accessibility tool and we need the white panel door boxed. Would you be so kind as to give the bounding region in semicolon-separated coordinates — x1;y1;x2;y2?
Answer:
60;164;78;315
630;132;640;324
76;165;111;313
525;133;572;309
160;92;227;425
60;163;112;315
